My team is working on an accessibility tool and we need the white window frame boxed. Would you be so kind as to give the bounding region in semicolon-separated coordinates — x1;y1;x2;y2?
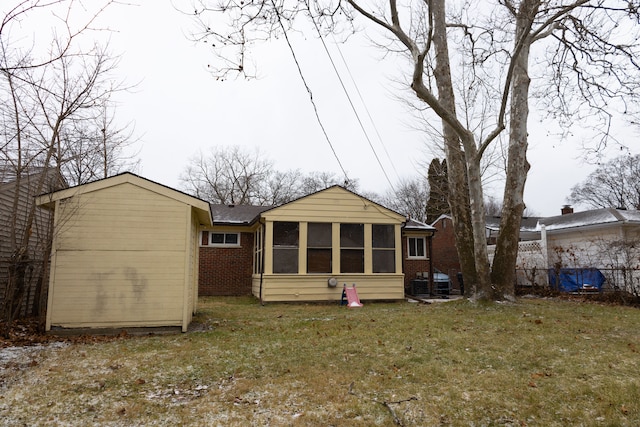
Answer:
205;231;241;247
407;236;427;259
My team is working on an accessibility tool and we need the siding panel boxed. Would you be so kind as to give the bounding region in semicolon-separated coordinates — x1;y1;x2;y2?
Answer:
262;187;405;224
253;274;405;302
49;250;185;327
54;183;187;252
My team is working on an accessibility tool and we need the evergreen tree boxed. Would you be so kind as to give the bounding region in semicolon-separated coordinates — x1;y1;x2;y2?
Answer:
426;159;449;224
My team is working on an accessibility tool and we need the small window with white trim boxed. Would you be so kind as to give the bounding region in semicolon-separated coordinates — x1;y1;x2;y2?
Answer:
209;232;240;247
408;237;426;259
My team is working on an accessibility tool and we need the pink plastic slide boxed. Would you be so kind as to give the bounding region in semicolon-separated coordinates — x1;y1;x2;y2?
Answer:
343;284;363;308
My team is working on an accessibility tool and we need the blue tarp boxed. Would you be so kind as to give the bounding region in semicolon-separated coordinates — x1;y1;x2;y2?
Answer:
548;268;606;292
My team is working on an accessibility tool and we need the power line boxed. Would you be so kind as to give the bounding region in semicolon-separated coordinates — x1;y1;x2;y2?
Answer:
330;35;402;182
305;7;396;192
270;0;350;184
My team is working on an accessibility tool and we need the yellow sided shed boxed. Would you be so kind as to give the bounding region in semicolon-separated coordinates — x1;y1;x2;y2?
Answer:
253;186;407;302
36;173;212;332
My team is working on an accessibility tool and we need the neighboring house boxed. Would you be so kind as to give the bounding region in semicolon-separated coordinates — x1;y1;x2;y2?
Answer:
485;215;542;245
0;168;65;319
430;215;462;292
199;186;436;302
488;206;640;294
36;173;212;332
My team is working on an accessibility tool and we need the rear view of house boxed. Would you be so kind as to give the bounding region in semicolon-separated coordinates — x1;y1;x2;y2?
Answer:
36;173;212;332
199;186;436;302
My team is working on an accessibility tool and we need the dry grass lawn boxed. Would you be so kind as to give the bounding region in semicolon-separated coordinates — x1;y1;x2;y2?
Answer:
1;296;640;426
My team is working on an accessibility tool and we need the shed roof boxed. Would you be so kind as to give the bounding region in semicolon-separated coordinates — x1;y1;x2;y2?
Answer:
35;172;212;226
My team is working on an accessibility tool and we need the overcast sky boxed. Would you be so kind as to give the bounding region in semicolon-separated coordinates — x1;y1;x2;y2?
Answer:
33;1;640;217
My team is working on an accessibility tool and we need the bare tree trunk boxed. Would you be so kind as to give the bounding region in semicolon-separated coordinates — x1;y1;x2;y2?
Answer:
491;0;537;300
430;0;491;297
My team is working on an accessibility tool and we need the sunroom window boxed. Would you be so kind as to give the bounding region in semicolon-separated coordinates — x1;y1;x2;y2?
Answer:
340;223;364;273
273;221;299;274
307;222;332;273
372;224;395;273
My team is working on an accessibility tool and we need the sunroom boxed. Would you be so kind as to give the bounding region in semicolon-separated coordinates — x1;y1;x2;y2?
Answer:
251;186;407;302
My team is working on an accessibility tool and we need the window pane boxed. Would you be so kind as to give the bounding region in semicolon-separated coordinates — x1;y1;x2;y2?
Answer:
308;223;332;247
273;222;299;246
273;248;298;273
341;249;364;273
372;224;395;248
340;224;364;247
307;248;332;273
211;233;224;244
409;237;425;257
225;233;239;244
373;250;395;273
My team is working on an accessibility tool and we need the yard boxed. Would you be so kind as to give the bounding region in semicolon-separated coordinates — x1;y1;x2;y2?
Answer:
1;296;639;426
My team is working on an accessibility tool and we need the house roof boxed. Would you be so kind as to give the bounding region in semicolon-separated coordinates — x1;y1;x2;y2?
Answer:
209;204;272;225
0;168;66;194
404;218;436;233
35;172;213;226
424;207;640;237
259;185;408;225
537;208;640;232
207;185;423;228
485;215;542;233
430;214;452;227
259;185;406;219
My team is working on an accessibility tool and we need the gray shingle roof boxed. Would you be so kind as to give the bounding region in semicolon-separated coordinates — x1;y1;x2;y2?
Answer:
209;204;273;225
538;208;640;231
404;218;436;232
485;216;542;232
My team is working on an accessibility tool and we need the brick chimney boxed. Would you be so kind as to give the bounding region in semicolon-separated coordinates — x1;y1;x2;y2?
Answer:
561;205;574;215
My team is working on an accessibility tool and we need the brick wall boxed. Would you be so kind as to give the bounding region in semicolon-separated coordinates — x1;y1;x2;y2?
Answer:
431;216;462;291
401;235;432;292
198;232;255;296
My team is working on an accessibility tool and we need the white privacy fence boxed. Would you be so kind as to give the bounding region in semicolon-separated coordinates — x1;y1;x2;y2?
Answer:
487;239;640;296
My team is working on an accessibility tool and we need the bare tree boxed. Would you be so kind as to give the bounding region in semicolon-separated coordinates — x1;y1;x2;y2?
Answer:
0;0;132;328
188;0;640;301
569;154;640;210
381;176;429;222
58;101;140;186
299;170;358;195
180;145;274;205
257;169;304;206
0;0;114;73
180;145;359;205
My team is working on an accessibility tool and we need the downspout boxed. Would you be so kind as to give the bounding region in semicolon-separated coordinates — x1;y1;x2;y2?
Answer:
540;224;548;286
428;233;434;295
259;220;266;305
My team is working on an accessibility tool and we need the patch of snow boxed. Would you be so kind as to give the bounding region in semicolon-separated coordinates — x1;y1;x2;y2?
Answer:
0;342;68;390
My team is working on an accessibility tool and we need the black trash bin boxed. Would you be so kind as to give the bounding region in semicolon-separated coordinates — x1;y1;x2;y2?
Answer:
457;272;464;296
